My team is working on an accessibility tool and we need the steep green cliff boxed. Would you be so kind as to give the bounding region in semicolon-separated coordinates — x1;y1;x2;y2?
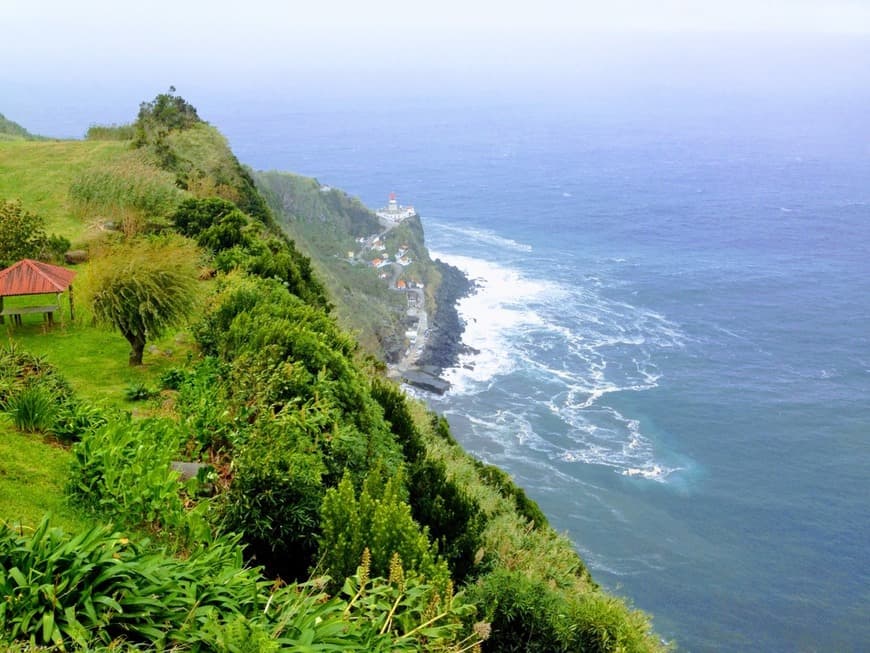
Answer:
0;92;668;652
255;171;442;362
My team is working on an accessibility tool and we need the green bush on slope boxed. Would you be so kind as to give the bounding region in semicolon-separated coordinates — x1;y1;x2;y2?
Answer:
320;469;449;588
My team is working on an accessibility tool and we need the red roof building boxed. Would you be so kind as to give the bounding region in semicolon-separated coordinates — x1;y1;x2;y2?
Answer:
0;259;76;296
0;259;77;324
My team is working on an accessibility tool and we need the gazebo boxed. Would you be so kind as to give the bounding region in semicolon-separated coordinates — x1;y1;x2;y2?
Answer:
0;259;77;325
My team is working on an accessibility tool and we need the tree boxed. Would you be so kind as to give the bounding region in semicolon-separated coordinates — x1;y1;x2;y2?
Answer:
87;237;198;365
0;200;69;268
133;86;201;143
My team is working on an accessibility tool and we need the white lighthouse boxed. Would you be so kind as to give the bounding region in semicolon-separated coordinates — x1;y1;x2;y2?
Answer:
376;192;416;225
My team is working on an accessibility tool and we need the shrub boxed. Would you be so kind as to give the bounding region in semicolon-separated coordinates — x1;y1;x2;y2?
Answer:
195;275;402;481
0;200;69;267
319;470;448;589
409;458;485;584
245;248;328;308
335;552;480;651
85;123;135;140
213;244;252;273
174;357;244;454
371;378;426;464
123;381;156;401
171;196;254;252
134;86;201;137
159;366;188;390
468;568;568;653
468;568;664;653
0;346;73;404
221;427;325;580
432;414;459;446
473;459;549;530
52;399;108;443
5;385;57;433
68;418;208;544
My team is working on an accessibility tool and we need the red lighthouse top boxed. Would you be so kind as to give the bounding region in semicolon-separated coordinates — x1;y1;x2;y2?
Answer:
389;192;396;201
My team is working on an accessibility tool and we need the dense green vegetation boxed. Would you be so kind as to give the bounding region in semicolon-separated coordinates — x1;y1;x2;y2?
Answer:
0;93;668;651
256;171;434;361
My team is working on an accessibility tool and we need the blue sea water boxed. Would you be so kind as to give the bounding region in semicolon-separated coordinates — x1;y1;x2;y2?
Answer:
12;85;869;651
210;95;870;652
206;94;870;651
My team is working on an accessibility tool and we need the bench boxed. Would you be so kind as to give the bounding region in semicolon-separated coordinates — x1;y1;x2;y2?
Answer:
0;305;61;326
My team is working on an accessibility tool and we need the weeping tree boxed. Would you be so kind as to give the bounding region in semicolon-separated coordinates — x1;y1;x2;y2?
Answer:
87;237;199;365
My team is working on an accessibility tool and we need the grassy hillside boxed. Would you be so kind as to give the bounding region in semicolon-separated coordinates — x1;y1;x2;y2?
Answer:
0;97;667;652
0;140;131;240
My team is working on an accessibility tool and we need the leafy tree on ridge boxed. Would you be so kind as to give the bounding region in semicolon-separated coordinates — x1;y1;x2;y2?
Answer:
87;237;198;365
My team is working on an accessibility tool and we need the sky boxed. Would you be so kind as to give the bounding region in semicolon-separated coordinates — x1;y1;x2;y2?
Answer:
4;0;870;82
3;1;870;135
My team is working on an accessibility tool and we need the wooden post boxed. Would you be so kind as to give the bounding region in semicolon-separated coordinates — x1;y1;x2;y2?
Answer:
68;285;75;321
0;295;4;324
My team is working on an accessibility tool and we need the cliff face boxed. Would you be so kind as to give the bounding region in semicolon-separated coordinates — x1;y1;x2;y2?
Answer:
255;173;480;384
255;171;450;364
418;258;476;373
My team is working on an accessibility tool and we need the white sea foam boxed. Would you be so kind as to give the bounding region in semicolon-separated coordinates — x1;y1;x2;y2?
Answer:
432;252;560;394
429;222;533;253
430;244;686;482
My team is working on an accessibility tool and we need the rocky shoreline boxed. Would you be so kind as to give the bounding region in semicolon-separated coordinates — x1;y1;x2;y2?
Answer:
401;259;477;393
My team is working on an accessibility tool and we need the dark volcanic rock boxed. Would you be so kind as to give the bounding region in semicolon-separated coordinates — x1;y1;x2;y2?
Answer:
64;249;88;264
418;260;477;374
401;368;451;394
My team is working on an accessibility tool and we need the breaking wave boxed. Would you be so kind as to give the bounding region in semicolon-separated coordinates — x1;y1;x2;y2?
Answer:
430;249;686;482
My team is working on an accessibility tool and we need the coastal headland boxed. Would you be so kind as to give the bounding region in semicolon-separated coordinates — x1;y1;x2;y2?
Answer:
257;176;476;394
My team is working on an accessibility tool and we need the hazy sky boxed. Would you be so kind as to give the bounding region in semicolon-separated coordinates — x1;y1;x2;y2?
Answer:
4;1;869;84
3;0;869;135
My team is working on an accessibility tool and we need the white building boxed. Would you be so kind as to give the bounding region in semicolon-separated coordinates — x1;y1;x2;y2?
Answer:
375;192;416;224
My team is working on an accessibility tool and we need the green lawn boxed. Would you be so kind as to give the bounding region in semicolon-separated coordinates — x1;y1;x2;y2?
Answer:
0;139;128;242
2;308;196;407
0;419;91;533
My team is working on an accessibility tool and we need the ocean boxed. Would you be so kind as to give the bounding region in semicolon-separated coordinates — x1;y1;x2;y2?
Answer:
210;93;869;652
13;83;870;651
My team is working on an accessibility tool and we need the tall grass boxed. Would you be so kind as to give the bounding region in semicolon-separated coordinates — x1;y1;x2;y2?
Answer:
85;123;135;141
4;385;57;433
69;154;182;220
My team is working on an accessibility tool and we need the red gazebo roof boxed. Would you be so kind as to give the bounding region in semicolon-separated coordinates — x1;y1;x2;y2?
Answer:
0;259;77;297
